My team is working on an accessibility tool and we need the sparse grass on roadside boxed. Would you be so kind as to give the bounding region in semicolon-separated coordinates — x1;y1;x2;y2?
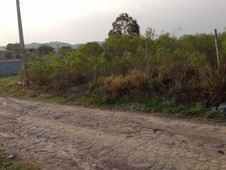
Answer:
0;76;34;98
0;152;37;170
0;76;225;122
0;76;64;103
0;76;19;94
72;94;225;121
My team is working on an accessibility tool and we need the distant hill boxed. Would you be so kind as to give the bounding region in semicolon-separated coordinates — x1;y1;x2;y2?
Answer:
25;42;82;50
1;41;103;51
25;42;41;49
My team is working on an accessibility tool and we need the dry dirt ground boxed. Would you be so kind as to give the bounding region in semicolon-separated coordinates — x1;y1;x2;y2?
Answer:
0;97;226;170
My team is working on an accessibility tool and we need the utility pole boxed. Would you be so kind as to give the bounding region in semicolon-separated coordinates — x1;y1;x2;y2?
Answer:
214;29;220;71
145;38;148;73
16;0;27;84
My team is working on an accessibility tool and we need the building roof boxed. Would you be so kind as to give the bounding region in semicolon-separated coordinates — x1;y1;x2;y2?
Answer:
0;46;6;51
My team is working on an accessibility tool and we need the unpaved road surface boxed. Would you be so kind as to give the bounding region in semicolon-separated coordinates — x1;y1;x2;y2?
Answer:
0;97;226;170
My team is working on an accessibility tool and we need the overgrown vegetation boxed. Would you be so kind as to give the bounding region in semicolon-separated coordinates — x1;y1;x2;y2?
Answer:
2;14;226;121
2;31;226;121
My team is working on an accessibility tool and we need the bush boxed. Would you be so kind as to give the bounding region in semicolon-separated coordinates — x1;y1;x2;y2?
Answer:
100;75;127;101
99;70;147;101
178;102;206;117
204;111;225;121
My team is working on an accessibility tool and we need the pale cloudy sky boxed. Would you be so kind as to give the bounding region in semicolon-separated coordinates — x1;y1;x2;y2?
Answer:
1;0;226;46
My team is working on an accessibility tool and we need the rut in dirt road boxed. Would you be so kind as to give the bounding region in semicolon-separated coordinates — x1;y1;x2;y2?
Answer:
0;97;226;170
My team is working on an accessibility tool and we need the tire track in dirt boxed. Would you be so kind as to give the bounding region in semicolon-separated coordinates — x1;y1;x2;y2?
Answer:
0;97;226;169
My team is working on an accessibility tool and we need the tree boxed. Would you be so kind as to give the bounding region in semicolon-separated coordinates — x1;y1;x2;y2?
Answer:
5;43;22;59
105;35;143;57
108;13;140;36
38;45;55;57
58;46;73;59
77;42;103;57
179;34;216;67
144;27;156;41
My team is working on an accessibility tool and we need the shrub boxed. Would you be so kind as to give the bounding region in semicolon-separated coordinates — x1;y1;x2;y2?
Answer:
100;75;127;101
99;70;147;101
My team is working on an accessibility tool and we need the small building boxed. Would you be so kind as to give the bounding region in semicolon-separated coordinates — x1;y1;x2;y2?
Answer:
0;60;22;76
0;51;7;60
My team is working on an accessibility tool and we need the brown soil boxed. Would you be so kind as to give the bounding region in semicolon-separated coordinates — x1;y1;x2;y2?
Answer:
0;97;226;170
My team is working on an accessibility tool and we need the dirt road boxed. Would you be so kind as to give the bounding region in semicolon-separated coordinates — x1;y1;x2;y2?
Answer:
0;97;225;170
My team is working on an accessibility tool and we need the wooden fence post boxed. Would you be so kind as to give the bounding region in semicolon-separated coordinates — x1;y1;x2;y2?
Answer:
214;29;220;71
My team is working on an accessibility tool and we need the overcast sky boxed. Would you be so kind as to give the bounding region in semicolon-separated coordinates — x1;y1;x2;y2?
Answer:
1;0;226;46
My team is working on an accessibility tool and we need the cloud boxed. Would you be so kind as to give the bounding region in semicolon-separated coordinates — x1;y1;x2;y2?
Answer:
1;0;226;45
